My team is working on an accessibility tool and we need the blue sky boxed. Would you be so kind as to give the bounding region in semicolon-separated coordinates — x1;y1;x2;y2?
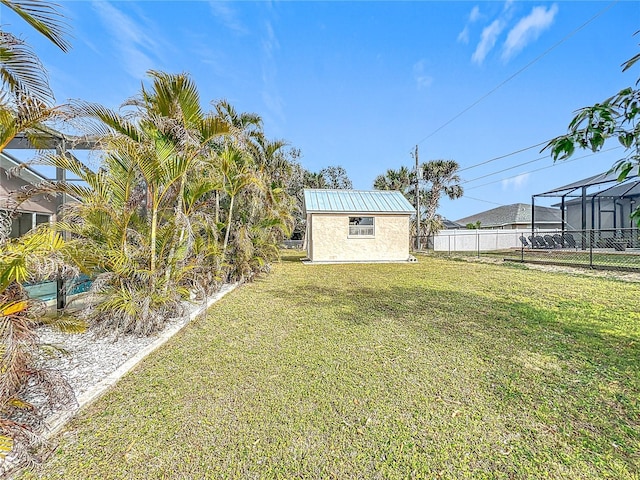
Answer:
2;0;639;221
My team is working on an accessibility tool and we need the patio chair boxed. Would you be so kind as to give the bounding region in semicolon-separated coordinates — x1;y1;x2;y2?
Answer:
528;235;539;248
535;235;551;249
552;234;564;247
519;235;530;248
562;232;577;248
543;234;558;248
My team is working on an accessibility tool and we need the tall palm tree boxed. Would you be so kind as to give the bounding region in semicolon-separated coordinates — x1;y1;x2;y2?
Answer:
420;159;463;237
253;135;291;184
212;100;298;273
78;71;229;271
213;99;263;143
21;71;231;335
218;144;259;257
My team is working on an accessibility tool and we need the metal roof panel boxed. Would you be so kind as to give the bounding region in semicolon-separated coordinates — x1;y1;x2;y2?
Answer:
303;189;415;214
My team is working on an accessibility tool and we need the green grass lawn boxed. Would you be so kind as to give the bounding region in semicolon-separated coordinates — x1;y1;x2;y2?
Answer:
20;253;639;479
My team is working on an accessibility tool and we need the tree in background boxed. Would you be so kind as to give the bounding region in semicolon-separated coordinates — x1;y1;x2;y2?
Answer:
285;164;353;240
420;160;463;238
302;166;353;190
546;38;640;223
373;166;412;194
466;221;481;229
318;165;353;189
303;170;327;189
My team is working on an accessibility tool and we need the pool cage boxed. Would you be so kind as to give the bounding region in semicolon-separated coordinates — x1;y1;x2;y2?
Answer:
532;171;640;250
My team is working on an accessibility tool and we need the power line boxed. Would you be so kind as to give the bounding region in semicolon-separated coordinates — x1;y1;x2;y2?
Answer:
462;153;551;184
458;140;548;173
460;195;507;207
464;147;621;191
413;0;619;148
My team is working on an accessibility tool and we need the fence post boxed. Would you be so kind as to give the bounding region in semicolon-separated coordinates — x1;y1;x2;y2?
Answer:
477;231;480;258
56;276;66;310
589;229;594;268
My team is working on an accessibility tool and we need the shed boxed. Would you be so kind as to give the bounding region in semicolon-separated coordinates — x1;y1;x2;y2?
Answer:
303;189;415;263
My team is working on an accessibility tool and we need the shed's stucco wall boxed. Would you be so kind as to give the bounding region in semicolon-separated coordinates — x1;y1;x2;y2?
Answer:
308;213;410;262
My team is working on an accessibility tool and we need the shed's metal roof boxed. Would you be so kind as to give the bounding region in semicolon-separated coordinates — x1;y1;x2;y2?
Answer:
303;189;415;214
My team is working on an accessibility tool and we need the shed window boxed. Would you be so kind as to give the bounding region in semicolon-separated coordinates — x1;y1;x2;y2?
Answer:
349;216;374;236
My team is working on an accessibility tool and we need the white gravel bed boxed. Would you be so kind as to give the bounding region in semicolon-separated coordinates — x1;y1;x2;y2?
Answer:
37;300;203;400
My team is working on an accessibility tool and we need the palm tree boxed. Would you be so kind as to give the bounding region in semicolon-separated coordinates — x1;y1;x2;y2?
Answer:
0;1;77;463
0;0;70;102
212;100;298;273
420;159;463;237
0;228;80;462
373;166;412;193
253;135;291;184
21;71;231;335
304;171;328;189
218;144;260;257
213;99;263;144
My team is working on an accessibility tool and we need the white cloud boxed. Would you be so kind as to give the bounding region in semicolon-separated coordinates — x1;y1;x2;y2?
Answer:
469;6;481;22
209;1;248;35
502;173;530;190
502;0;515;13
92;1;161;79
458;26;470;44
472;19;504;65
457;5;481;44
502;4;558;61
413;60;433;90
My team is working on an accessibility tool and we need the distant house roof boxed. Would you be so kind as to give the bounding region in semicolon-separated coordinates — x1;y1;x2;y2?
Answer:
303;189;415;214
455;203;562;228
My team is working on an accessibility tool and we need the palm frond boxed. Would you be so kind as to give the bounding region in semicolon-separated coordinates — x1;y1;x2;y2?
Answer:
0;31;53;103
1;0;70;52
39;314;87;334
71;100;141;141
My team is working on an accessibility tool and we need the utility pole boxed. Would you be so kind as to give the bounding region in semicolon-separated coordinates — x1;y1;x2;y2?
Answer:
415;145;420;251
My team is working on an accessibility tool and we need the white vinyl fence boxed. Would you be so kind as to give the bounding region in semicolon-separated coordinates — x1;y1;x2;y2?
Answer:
432;229;557;253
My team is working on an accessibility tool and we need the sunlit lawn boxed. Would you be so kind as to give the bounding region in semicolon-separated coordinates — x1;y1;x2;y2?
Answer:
20;252;640;479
